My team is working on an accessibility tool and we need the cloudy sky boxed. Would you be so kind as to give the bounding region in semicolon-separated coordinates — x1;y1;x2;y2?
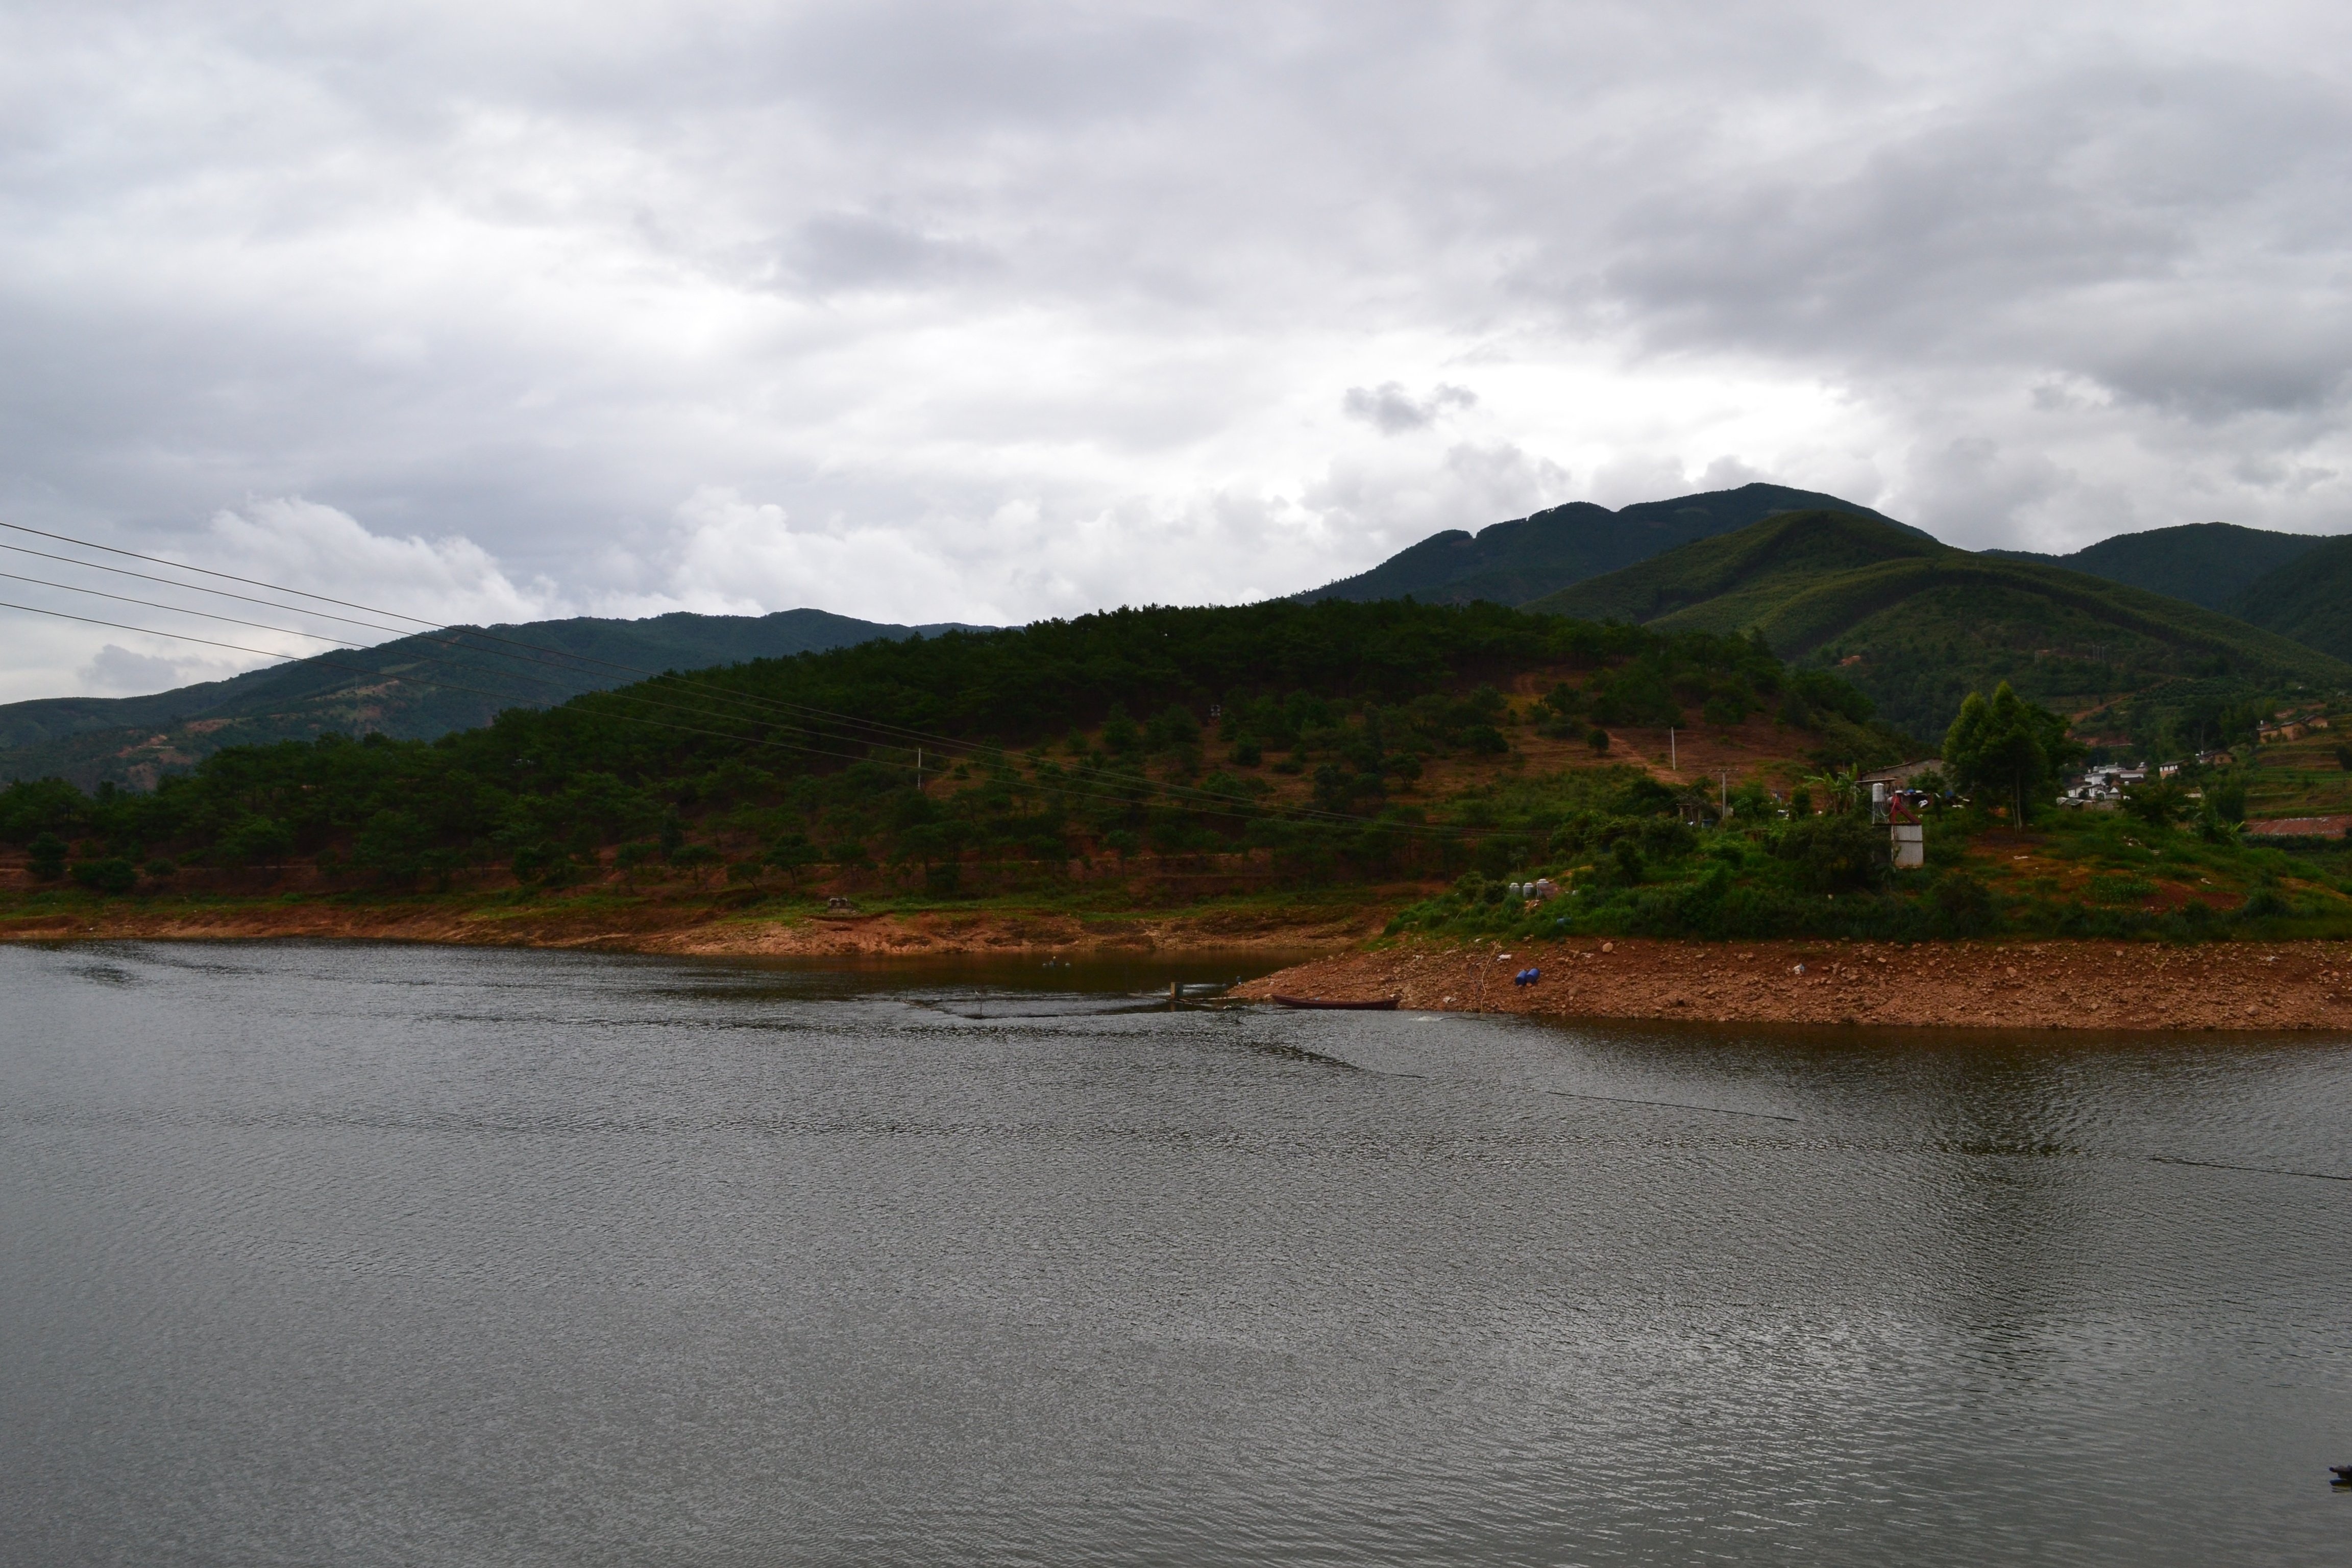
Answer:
4;1;2350;701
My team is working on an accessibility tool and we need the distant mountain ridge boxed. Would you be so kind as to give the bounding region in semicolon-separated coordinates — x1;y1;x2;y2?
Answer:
0;607;984;789
1982;521;2335;610
1295;483;1924;607
2227;533;2352;662
1520;508;2352;741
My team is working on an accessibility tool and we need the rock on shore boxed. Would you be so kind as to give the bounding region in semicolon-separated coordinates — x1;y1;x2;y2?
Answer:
1234;938;2352;1032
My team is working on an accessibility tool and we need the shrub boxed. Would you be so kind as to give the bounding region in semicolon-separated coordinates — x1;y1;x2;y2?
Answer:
1777;814;1889;894
2121;782;2184;829
763;832;822;886
669;843;723;884
215;815;295;867
70;857;138;895
28;831;67;879
2205;772;2248;825
353;809;430;880
1927;874;1990;928
2240;887;2289;920
1100;702;1141;755
1587;729;1611;755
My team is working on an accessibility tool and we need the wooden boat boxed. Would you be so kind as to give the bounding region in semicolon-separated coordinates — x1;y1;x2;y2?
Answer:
1270;994;1400;1011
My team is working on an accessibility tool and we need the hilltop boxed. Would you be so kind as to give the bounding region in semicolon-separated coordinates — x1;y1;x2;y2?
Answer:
1982;521;2334;611
6;594;2346;968
1521;510;2352;743
0;597;1907;919
1295;482;1921;607
2227;533;2352;663
0;607;984;790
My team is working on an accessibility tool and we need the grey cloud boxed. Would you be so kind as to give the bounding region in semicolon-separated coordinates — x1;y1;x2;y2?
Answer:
790;212;998;293
1907;436;2074;541
79;644;188;696
5;1;2352;696
1581;57;2352;424
1341;382;1477;435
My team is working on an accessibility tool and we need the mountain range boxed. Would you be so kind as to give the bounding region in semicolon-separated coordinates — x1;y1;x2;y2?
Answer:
0;608;981;789
6;480;2348;787
1517;509;2352;740
1979;521;2325;610
1295;483;1926;607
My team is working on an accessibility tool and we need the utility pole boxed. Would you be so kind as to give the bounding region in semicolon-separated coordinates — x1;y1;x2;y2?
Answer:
916;746;923;792
1669;727;1677;772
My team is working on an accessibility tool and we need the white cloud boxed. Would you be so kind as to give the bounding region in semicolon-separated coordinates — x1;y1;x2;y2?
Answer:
76;644;243;697
195;498;564;629
1340;382;1478;436
6;1;2352;698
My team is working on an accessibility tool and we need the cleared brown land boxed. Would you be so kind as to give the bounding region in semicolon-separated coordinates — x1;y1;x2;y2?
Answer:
1235;937;2352;1032
0;892;1391;959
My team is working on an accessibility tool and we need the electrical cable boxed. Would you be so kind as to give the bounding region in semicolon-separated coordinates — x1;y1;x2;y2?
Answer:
0;596;1490;844
0;519;1483;836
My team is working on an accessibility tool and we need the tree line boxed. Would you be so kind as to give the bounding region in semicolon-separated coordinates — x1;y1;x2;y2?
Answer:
2;598;1900;894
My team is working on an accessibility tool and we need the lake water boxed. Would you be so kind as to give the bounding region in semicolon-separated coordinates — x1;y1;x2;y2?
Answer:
3;941;2348;1565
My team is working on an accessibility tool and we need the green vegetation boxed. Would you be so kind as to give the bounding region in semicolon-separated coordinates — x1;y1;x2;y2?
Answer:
1385;781;2352;947
10;595;2344;949
1384;682;2350;945
1984;521;2328;611
1298;482;1919;607
1520;510;2352;744
1943;682;2082;826
2228;533;2352;663
1;599;1899;901
0;606;982;791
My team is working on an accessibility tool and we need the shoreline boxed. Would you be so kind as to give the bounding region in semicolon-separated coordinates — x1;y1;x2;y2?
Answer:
8;897;2350;1032
1234;938;2352;1033
0;896;1389;960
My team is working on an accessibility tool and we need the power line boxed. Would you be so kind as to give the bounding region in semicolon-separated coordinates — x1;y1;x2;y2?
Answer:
0;519;453;625
0;596;1488;844
0;538;424;641
0;519;1478;835
0;568;384;648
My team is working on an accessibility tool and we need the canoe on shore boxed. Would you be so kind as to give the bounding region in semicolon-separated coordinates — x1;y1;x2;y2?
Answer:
1270;995;1400;1011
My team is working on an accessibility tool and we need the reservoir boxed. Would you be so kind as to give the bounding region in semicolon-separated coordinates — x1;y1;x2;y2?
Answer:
3;941;2346;1564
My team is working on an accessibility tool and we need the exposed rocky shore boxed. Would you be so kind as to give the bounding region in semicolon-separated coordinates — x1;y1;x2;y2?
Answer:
11;895;2350;1032
1235;937;2352;1032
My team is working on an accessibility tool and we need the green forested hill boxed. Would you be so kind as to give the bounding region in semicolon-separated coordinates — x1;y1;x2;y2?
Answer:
0;599;1905;898
1296;482;1921;606
2226;533;2352;661
1521;510;2352;744
0;608;984;789
1983;521;2331;610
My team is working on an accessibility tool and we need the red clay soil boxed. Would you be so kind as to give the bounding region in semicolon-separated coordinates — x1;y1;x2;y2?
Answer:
0;897;1388;959
1234;937;2352;1032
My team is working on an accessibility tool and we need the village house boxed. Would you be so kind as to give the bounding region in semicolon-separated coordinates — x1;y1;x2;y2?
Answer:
1859;760;1943;788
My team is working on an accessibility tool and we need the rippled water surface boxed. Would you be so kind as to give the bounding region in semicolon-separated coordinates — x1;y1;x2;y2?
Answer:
4;941;2349;1565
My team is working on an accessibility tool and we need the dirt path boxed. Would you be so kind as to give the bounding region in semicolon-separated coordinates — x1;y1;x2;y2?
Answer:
1235;937;2352;1032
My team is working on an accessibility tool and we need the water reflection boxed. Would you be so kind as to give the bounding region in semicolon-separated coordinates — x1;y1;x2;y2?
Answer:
1;940;2346;1567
